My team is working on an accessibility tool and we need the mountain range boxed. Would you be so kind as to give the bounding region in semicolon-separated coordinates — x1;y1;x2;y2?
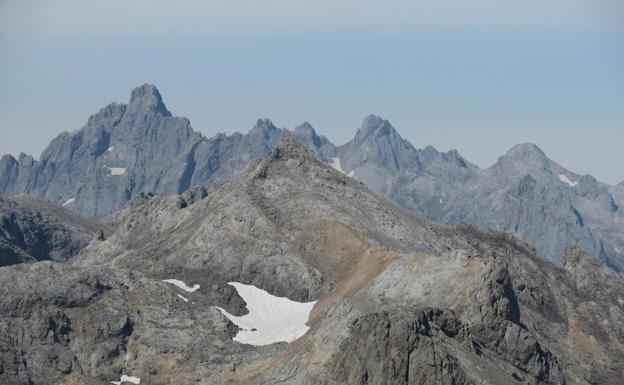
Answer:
1;84;622;273
1;139;623;384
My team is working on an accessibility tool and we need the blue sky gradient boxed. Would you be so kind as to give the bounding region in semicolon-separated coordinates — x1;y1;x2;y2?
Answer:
1;1;623;183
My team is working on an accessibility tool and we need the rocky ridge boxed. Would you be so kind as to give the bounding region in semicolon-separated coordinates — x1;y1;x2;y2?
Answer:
1;85;622;272
0;139;622;384
0;195;104;266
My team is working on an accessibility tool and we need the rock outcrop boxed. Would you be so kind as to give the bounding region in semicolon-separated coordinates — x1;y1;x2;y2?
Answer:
0;195;104;266
1;140;621;384
336;116;624;271
1;85;623;272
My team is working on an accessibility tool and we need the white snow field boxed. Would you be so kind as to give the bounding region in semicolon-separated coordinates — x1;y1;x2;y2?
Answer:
110;374;140;384
162;279;200;293
62;197;75;206
177;294;189;302
559;174;578;187
216;282;316;346
108;167;127;176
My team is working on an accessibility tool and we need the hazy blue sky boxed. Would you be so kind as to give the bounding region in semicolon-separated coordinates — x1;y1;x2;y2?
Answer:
1;0;623;183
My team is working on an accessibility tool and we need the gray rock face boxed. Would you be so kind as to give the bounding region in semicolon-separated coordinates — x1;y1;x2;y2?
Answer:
1;140;623;384
0;85;202;219
0;195;103;266
1;85;622;272
0;262;238;385
0;86;333;220
336;118;624;270
609;181;624;208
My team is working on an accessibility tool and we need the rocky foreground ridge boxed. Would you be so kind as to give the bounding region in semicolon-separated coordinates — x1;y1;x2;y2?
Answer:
0;195;104;266
0;139;622;385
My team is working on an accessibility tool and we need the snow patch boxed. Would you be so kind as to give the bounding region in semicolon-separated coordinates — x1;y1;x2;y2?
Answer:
111;375;140;385
107;146;114;153
109;167;126;176
163;279;200;293
330;158;355;178
177;294;189;302
330;157;344;173
559;174;578;187
216;282;316;346
62;197;76;206
439;198;444;205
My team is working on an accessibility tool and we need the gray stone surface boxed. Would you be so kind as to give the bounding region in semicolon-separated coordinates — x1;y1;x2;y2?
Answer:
0;86;335;221
336;116;624;271
0;195;104;266
2;140;620;384
1;85;623;273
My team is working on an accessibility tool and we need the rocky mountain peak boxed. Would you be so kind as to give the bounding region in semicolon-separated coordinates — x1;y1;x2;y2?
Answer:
294;121;316;136
341;114;420;172
354;114;398;142
252;118;278;132
17;152;35;166
493;142;552;178
127;84;171;117
247;137;322;180
502;143;548;162
0;154;17;166
293;121;322;147
269;137;317;163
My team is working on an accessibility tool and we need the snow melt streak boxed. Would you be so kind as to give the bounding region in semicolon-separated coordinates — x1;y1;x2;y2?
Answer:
330;158;355;178
62;197;75;206
330;157;345;173
111;375;140;385
163;279;200;293
559;174;578;187
217;282;316;346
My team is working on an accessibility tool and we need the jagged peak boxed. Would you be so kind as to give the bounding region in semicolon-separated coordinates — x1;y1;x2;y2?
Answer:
354;114;397;141
248;137;322;180
294;121;316;135
270;137;317;161
293;121;323;147
503;143;547;161
251;118;279;133
362;114;385;129
0;154;17;165
17;152;35;164
492;143;552;176
127;84;171;117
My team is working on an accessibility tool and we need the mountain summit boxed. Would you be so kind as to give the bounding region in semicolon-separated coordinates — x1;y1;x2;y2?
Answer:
128;83;171;117
1;85;623;271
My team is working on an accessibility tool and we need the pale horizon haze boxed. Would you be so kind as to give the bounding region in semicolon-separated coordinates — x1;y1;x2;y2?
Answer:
1;0;623;183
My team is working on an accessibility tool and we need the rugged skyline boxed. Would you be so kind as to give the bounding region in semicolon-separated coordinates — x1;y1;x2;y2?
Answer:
2;1;623;183
1;138;622;384
2;3;622;384
1;84;623;272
